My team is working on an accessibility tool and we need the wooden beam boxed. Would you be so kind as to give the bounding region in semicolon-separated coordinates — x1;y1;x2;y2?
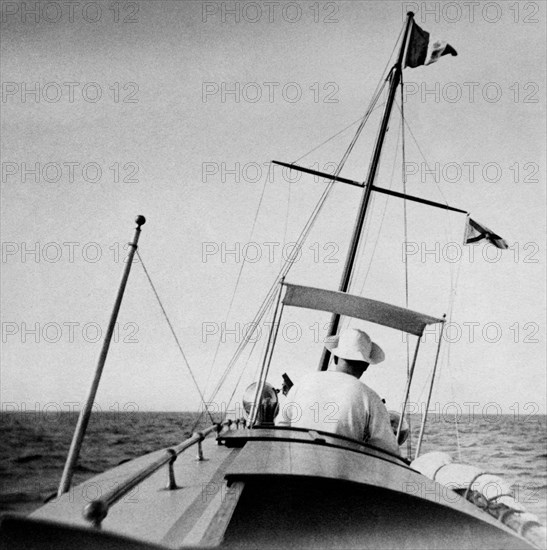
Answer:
272;161;363;188
371;186;467;214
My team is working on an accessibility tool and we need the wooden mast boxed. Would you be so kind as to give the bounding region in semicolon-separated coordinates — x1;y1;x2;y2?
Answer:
319;12;415;370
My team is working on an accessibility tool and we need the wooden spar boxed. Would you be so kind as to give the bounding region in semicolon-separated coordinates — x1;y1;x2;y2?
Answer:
271;161;468;215
319;12;415;371
271;161;364;188
57;216;146;496
371;186;467;214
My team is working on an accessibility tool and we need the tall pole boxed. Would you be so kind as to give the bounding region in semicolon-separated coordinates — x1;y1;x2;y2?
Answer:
319;13;415;370
58;215;146;496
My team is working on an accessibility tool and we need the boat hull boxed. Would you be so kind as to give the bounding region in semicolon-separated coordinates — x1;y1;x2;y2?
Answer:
0;427;537;549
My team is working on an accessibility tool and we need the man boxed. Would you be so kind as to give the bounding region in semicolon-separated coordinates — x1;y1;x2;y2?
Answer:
278;328;400;456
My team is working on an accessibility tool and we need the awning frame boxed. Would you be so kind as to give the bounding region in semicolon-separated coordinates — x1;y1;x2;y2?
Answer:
282;283;444;337
250;282;446;461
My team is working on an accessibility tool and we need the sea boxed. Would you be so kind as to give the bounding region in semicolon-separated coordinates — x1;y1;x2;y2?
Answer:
1;412;546;525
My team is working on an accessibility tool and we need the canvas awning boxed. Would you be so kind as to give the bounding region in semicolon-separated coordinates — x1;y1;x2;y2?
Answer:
282;283;444;336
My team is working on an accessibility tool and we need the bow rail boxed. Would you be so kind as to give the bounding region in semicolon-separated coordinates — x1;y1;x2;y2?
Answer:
83;419;242;528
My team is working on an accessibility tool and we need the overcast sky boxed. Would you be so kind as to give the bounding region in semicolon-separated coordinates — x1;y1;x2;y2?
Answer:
1;1;545;417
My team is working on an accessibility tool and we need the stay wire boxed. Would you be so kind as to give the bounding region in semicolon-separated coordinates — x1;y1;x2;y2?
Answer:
223;336;262;422
293;21;404;166
206;290;276;405
206;97;377;406
394;103;451;209
293;117;369;165
281;175;291;269
206;23;407;405
191;334;261;430
345;21;407;294
445;259;463;461
399;73;412;458
203;165;271;395
395;103;461;454
205;91;385;405
411;221;463;454
355;115;402;295
395;101;457;306
136;250;215;426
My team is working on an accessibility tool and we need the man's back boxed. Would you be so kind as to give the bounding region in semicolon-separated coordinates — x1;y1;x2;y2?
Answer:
279;371;400;455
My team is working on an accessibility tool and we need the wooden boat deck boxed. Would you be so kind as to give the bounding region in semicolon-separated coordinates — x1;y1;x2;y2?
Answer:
28;432;241;546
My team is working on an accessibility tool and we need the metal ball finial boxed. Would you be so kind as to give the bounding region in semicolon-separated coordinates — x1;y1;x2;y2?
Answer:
135;215;146;227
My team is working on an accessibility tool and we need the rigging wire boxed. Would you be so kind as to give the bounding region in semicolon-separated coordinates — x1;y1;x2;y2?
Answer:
293;21;404;166
394;103;452;211
343;106;396;321
360;138;400;288
202;165;271;396
395;99;457;292
205;20;409;407
206;291;276;405
136;250;215;425
346;96;392;293
343;103;415;455
341;191;378;333
394;102;455;267
191;323;264;431
352;107;403;299
191;308;268;430
394;102;466;456
292;117;368;164
399;72;413;458
223;336;262;421
394;101;460;336
326;23;407;334
204;76;390;406
281;176;291;269
444;258;464;461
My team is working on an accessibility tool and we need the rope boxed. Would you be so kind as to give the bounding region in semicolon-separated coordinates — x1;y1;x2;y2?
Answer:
136;250;215;425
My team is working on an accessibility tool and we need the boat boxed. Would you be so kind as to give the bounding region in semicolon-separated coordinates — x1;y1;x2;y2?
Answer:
1;11;545;550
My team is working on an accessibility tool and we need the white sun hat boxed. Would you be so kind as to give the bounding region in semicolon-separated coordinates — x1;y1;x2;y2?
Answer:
324;328;385;365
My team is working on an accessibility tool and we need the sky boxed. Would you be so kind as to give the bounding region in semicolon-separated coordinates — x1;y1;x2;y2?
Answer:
1;0;545;419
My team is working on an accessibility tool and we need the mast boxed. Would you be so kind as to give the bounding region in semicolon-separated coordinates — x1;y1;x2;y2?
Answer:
319;12;415;370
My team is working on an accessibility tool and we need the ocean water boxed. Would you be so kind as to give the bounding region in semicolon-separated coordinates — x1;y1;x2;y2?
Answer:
1;412;546;525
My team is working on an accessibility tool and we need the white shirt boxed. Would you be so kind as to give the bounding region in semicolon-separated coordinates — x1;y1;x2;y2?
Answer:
278;371;400;456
